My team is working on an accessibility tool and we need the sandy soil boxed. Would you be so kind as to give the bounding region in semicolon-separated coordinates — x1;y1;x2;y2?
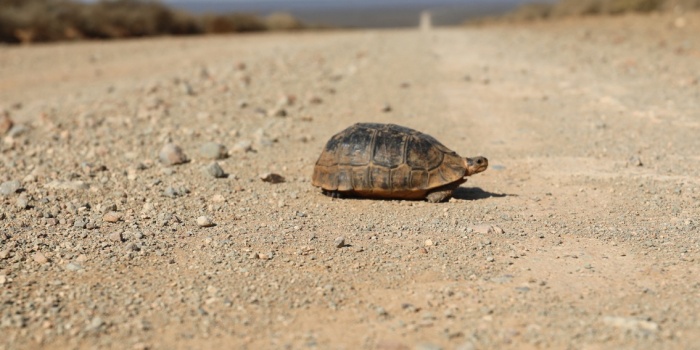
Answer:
1;12;699;350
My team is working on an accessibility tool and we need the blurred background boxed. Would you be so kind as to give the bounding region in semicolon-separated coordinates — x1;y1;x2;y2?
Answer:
1;0;699;44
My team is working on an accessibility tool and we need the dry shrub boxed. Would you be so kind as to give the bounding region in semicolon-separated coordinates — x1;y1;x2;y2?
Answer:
504;3;554;21
79;0;201;38
552;0;664;16
200;13;266;34
264;12;304;31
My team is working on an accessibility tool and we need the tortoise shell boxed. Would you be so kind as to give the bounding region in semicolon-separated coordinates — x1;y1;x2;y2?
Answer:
312;123;481;200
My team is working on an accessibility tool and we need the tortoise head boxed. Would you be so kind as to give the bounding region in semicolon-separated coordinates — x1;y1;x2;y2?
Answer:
464;156;488;176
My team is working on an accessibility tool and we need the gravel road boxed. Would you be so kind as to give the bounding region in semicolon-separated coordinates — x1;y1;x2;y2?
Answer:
1;12;699;350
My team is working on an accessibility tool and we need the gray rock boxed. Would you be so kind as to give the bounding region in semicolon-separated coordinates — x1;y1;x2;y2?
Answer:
197;216;215;227
0;180;21;196
109;231;123;242
65;262;83;271
202;162;226;178
159;143;188;166
74;218;87;229
260;173;285;184
199;142;227;160
232;140;253;153
7;124;28;137
15;194;29;209
334;236;346;248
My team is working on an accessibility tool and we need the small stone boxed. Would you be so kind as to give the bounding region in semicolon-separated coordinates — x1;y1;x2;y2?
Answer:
0;180;21;196
268;107;287;117
199;142;227;160
0;275;6;285
33;252;49;264
231;140;253;153
307;95;323;104
381;103;392;112
100;202;118;214
492;226;504;234
0;114;13;135
73;218;87;229
85;317;104;333
211;194;226;203
629;156;643;167
181;82;194;95
602;316;659;335
419;247;428;254
0;249;9;259
202;162;225;178
103;211;122;223
260;173;285;184
109;231;123;242
334;236;345;248
470;225;493;234
486;256;495;262
44;180;88;190
424;239;434;246
8;124;28;137
65;262;83;271
159;143;188;166
16;194;29;209
197;216;215;227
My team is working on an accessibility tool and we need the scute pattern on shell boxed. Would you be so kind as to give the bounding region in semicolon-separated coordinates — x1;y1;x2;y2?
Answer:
312;123;466;196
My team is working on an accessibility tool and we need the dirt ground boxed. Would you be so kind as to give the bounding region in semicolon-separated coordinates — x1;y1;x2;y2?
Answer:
1;11;699;350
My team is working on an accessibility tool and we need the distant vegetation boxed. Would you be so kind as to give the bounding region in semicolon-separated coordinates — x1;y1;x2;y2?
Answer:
0;0;306;44
474;0;700;23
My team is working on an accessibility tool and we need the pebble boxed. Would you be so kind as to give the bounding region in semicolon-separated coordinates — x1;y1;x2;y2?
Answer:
33;252;49;264
381;103;392;112
103;211;122;223
334;236;346;248
15;194;29;209
470;225;503;234
109;231;123;242
268;107;288;117
629;155;643;167
199;142;227;160
159;143;188;166
74;218;87;229
602;316;659;334
0;180;21;196
44;180;89;190
202;162;225;178
231;140;253;153
65;262;83;271
163;186;189;198
196;216;215;227
424;239;434;246
260;173;285;184
0;114;13;135
0;249;9;259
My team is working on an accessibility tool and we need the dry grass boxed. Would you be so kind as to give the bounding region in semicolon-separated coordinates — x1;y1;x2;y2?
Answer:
0;0;306;44
475;0;700;24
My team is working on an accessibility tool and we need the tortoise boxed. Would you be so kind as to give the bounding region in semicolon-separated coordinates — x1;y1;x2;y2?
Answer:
312;123;488;202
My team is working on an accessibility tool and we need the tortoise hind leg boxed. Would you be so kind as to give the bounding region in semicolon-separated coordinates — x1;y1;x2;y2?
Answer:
322;189;345;199
425;184;460;203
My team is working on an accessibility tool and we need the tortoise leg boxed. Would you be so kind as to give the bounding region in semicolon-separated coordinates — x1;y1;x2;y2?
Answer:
322;190;344;199
425;188;454;203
